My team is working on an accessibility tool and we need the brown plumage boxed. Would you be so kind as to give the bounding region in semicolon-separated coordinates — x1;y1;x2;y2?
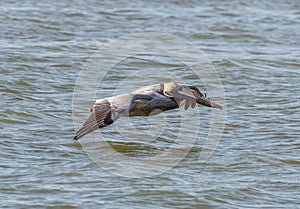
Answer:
73;82;222;140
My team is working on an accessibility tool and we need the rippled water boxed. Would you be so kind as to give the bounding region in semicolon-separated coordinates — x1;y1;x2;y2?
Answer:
1;0;300;208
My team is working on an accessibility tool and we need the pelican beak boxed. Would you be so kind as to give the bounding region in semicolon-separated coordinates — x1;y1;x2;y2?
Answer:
195;95;223;110
188;86;223;109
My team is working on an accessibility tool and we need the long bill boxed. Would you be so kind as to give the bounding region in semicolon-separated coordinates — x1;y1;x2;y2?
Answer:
196;96;223;109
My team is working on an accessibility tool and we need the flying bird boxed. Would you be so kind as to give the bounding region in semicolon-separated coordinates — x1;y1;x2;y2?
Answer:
73;82;222;140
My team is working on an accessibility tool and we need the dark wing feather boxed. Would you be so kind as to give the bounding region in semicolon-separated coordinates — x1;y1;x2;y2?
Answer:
169;87;197;110
73;100;114;140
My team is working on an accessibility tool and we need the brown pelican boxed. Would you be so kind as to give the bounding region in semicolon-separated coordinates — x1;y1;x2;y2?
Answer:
73;82;222;140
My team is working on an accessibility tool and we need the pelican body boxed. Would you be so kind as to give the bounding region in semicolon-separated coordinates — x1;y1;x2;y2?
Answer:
73;82;222;140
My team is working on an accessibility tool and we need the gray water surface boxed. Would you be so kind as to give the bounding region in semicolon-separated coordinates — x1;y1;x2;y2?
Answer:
1;0;300;208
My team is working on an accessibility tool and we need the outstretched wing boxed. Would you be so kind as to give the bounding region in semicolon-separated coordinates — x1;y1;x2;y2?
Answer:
73;100;115;140
168;86;197;110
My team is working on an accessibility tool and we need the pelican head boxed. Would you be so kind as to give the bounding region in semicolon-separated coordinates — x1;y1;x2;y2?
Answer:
161;82;178;97
161;82;222;110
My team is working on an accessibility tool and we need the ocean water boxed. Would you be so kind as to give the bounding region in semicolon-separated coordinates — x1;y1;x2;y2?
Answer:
1;0;299;208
